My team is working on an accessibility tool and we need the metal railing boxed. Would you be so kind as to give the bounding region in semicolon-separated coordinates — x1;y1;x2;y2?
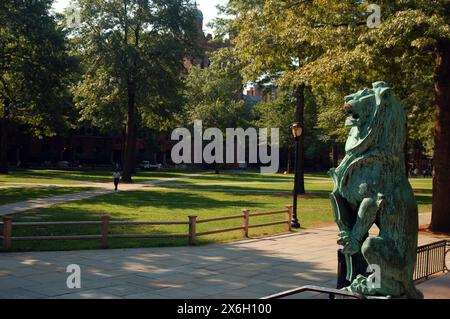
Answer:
263;240;449;300
414;240;449;281
261;285;365;299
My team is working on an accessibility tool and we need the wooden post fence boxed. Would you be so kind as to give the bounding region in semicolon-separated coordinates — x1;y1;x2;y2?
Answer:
101;214;110;249
286;205;293;232
188;215;197;245
0;207;292;251
3;217;12;252
242;209;250;238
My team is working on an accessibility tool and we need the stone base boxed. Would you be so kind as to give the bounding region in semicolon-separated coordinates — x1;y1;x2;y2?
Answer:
336;292;409;299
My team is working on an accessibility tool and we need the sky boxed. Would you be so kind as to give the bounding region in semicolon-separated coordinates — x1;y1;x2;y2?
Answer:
52;0;229;34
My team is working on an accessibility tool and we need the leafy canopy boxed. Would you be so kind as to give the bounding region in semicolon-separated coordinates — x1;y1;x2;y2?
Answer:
0;0;75;136
72;0;199;132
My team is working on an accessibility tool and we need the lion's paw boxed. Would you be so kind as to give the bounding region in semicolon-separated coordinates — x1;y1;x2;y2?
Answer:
348;275;378;295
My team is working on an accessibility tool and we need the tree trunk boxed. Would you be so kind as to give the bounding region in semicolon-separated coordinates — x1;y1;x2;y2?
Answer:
0;101;9;174
404;129;409;178
295;84;306;194
430;38;450;233
122;86;136;183
332;144;339;168
121;12;139;183
287;147;292;173
129;25;140;176
121;126;126;166
131;124;137;175
214;162;219;174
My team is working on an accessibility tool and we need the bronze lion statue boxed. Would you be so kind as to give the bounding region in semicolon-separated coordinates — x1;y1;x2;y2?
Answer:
329;81;422;298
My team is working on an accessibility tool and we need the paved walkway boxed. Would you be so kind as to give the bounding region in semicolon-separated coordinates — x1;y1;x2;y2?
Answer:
418;274;450;299
0;225;447;299
0;173;209;217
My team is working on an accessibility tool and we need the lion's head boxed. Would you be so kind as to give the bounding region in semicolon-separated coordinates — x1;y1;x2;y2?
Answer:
343;81;406;158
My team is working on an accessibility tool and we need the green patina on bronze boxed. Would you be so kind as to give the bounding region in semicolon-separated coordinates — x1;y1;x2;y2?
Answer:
329;81;422;299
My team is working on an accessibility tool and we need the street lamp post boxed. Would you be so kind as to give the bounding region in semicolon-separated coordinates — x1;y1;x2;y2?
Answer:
291;123;303;229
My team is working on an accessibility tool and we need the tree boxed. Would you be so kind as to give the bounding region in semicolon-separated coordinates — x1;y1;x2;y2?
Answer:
295;0;450;232
253;87;326;172
184;48;251;130
0;0;74;173
362;1;450;231
432;25;450;233
220;1;449;229
217;0;362;193
254;92;295;171
73;0;198;182
183;48;253;172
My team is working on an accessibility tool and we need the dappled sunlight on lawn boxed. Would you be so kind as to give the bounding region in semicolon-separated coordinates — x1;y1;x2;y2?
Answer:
3;170;433;252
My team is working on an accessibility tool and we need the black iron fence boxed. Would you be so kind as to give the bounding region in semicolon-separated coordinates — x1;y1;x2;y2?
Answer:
414;240;449;281
263;240;449;299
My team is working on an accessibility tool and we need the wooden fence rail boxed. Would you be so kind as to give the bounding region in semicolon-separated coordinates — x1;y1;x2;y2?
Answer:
0;205;293;251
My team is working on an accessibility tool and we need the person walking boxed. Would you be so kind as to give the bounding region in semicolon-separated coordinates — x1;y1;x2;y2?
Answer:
113;168;121;191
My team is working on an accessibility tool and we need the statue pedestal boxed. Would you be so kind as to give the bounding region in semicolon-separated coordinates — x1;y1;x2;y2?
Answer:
335;292;409;299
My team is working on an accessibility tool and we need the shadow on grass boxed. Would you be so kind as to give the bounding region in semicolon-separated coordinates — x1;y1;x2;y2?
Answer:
415;194;432;206
7;169;111;182
159;171;330;184
154;183;331;198
0;187;90;206
90;189;263;211
413;189;433;195
6;168;206;184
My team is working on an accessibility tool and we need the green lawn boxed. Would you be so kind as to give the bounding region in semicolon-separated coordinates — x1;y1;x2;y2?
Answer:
0;187;94;206
0;170;432;252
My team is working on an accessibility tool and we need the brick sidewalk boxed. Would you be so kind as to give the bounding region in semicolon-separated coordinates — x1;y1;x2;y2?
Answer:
418;274;450;299
0;226;447;299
